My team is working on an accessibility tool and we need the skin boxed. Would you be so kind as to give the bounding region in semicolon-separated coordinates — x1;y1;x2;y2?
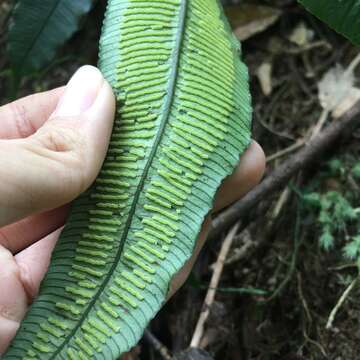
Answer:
0;66;265;354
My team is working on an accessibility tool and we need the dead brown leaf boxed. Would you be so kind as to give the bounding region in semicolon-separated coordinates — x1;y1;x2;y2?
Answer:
225;4;282;41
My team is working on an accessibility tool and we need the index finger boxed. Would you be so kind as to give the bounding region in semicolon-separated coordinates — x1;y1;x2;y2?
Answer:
0;87;64;139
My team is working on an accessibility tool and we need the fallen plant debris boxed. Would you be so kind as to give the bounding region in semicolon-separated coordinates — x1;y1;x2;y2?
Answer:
212;101;360;236
225;4;282;41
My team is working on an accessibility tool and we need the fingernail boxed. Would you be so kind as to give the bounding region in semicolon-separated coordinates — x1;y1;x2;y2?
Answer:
54;65;104;117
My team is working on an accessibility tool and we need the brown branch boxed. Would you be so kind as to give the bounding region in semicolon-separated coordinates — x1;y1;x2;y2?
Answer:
211;101;360;237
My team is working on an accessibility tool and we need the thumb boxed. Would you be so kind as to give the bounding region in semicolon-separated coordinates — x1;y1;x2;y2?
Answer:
0;66;116;227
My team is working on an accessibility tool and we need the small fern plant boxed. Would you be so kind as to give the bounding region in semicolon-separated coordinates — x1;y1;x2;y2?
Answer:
303;159;360;264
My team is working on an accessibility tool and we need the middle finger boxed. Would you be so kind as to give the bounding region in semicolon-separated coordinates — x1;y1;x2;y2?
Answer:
0;206;69;254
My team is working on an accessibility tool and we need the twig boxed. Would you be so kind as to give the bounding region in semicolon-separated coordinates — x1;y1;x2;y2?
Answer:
309;109;329;140
259;83;290;133
266;140;305;163
267;108;330;163
326;277;358;330
328;263;358;271
267;107;332;225
269;187;290;223
199;286;266;296
297;272;312;323
285;40;331;55
302;330;327;358
143;329;172;360
297;272;328;357
211;101;360;238
266;201;302;302
267;91;348;224
345;52;360;76
190;223;239;348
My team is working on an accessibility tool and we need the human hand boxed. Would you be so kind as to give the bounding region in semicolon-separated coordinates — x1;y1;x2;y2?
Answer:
0;65;265;354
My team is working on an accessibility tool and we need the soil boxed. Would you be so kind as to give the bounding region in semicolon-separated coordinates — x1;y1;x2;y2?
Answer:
1;1;360;359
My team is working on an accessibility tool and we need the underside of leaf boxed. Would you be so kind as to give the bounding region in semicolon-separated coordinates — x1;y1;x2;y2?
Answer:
4;0;251;359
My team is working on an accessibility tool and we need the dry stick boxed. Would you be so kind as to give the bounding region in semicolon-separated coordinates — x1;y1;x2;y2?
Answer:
266;139;305;163
285;40;331;55
267;107;329;224
309;109;329;140
211;101;360;237
190;223;239;348
297;273;327;357
270;187;290;223
345;52;360;76
326;277;358;330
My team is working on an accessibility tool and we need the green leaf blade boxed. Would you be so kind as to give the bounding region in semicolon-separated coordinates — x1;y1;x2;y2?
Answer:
4;0;252;358
298;0;360;45
7;0;94;76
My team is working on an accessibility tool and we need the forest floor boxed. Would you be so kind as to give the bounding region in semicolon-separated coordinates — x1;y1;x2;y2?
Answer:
1;1;360;359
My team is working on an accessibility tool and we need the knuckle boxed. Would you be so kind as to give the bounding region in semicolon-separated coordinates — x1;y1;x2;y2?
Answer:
32;123;89;195
8;101;36;138
35;123;83;153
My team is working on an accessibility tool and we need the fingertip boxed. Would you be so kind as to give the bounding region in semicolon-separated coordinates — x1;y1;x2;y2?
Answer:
212;140;265;212
81;77;116;181
0;69;116;227
86;77;116;132
51;66;105;118
236;140;266;185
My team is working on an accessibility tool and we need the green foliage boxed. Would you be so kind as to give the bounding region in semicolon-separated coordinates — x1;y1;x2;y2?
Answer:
4;0;252;359
352;162;360;179
344;235;360;261
298;0;360;45
7;0;94;77
328;158;346;177
304;191;357;250
302;158;360;258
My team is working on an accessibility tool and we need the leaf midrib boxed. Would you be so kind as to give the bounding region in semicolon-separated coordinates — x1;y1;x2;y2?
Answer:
50;1;188;357
12;0;62;72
